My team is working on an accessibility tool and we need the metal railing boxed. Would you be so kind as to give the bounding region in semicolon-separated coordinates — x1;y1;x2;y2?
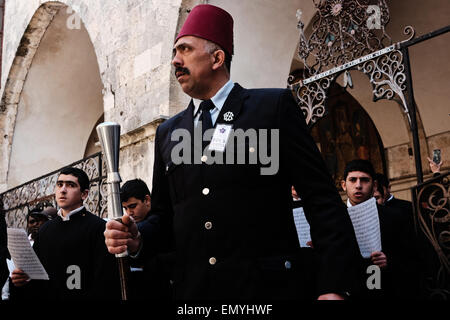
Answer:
412;171;450;300
0;152;108;229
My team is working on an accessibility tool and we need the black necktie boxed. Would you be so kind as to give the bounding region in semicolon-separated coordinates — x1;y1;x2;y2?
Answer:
199;99;215;135
199;100;215;151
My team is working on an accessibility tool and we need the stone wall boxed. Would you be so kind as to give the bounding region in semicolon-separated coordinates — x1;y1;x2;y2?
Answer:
0;0;448;199
0;0;194;191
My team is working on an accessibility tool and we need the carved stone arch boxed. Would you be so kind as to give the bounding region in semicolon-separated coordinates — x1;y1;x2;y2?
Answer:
0;1;103;190
0;2;65;191
287;0;436;184
289;68;386;188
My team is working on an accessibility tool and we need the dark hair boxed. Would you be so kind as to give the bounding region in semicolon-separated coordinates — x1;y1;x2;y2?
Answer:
224;50;232;73
375;173;389;189
120;179;151;203
58;167;90;192
374;173;389;198
343;159;376;180
205;40;233;73
27;207;49;221
374;174;385;198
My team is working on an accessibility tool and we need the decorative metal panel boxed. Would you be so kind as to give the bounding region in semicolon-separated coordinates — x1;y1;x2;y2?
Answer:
0;152;107;229
412;172;450;300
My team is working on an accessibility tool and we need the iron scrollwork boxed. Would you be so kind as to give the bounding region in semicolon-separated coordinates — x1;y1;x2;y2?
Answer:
291;74;335;124
0;152;107;228
299;0;392;77
357;48;411;125
290;0;416;127
413;172;450;300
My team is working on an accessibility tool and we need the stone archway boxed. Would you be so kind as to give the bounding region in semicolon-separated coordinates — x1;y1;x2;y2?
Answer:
0;2;103;190
310;81;387;189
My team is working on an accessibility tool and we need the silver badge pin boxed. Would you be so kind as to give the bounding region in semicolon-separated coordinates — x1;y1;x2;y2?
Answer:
223;111;234;122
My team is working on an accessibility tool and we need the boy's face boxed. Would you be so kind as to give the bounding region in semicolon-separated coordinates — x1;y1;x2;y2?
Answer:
122;195;151;223
27;215;48;238
55;174;88;212
341;171;375;206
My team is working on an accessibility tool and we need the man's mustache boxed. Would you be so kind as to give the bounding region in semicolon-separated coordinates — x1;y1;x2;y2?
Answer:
175;67;190;77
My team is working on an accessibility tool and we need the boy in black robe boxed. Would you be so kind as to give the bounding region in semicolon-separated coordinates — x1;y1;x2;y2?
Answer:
11;167;120;300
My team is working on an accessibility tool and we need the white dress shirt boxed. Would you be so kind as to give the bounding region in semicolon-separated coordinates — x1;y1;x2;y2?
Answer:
192;80;234;127
57;205;85;221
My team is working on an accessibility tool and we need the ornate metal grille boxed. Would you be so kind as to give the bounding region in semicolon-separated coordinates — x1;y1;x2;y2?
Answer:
290;0;449;183
0;152;108;229
289;0;450;299
290;0;415;127
412;171;450;300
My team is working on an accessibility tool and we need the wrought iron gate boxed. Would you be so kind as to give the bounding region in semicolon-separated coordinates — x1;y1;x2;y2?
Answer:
412;171;450;300
289;0;450;300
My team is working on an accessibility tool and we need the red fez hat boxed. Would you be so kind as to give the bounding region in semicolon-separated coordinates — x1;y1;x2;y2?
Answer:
176;4;234;55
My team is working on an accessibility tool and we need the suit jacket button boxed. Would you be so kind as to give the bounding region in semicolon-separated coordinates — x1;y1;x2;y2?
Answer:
205;221;212;230
285;260;292;269
202;188;210;195
209;257;217;265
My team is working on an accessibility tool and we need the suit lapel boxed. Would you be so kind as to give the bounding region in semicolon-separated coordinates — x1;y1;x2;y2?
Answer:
176;100;195;136
215;83;249;126
176;83;249;130
169;84;249;162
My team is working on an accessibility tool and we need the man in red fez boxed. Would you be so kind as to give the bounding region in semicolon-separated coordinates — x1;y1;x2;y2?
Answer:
105;4;360;300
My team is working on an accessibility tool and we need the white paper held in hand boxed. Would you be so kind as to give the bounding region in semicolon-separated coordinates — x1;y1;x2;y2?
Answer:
7;228;49;280
346;197;382;259
293;207;312;248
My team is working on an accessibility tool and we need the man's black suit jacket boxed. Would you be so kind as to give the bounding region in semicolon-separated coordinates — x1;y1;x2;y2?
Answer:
386;197;413;213
353;202;419;299
384;197;421;298
140;83;361;299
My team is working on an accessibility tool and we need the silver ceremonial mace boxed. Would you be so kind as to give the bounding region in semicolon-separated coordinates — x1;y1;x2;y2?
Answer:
96;121;129;300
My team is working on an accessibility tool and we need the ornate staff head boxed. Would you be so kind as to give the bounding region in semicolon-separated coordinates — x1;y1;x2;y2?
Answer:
96;122;122;220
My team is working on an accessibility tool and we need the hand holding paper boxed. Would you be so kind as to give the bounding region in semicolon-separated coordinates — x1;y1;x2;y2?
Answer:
11;268;30;287
346;197;382;259
7;228;49;280
293;207;312;248
370;251;387;269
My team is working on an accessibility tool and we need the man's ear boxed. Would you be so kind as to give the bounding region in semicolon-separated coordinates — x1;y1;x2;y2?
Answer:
144;194;152;211
81;189;89;201
211;49;225;70
341;180;347;192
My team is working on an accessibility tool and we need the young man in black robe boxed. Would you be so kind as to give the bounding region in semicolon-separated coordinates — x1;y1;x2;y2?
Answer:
120;178;174;300
11;167;120;300
341;160;415;299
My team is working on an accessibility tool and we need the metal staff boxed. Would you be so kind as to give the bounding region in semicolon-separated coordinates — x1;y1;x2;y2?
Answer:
96;122;129;300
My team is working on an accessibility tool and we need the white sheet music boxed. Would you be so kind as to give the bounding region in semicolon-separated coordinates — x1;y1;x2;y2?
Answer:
293;207;312;248
347;197;382;258
7;228;49;280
